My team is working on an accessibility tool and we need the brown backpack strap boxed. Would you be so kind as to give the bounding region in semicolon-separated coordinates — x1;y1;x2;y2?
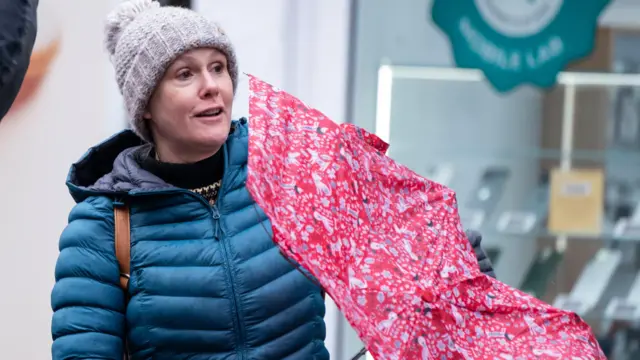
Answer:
114;205;131;291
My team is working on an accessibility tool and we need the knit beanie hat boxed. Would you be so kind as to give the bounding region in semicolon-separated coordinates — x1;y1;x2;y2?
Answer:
105;0;238;143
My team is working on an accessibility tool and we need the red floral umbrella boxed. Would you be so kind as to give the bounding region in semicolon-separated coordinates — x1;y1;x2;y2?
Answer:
245;74;605;360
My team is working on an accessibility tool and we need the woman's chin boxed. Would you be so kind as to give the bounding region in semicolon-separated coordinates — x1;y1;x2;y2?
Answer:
192;131;229;149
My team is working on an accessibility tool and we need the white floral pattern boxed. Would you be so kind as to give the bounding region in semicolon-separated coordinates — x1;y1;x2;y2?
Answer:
245;74;605;360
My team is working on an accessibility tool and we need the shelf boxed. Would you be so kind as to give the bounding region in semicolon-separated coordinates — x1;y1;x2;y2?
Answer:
388;145;640;166
468;226;640;243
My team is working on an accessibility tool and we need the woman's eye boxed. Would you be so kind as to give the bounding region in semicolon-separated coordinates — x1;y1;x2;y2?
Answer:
213;64;224;73
177;70;192;80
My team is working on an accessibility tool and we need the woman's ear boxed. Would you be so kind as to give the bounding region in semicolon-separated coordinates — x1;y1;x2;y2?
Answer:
143;110;151;120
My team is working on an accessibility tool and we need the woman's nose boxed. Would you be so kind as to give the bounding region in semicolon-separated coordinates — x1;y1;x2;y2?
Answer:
199;73;220;99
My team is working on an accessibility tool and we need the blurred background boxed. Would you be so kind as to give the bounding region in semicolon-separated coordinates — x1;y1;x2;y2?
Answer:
1;0;640;358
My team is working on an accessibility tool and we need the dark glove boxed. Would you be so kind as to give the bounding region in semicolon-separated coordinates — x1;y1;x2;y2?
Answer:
465;230;496;278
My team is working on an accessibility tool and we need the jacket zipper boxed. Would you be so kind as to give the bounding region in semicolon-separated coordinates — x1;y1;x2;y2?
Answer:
212;204;246;358
210;144;246;359
128;143;247;358
132;190;247;357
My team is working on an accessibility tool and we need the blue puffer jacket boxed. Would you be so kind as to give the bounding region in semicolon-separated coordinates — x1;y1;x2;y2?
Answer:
51;120;327;360
51;119;496;359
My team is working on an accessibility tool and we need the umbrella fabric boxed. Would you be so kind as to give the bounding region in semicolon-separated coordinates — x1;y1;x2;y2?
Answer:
245;74;605;360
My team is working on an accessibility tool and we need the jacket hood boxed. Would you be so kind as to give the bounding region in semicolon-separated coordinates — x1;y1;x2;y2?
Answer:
66;119;246;203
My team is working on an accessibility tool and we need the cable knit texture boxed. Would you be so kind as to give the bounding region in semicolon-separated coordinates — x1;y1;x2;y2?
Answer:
104;0;238;142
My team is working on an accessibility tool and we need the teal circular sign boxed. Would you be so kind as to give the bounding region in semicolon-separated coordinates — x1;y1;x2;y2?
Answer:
432;0;611;92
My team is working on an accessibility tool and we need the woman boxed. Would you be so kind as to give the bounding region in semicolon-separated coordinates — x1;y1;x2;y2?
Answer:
50;1;496;359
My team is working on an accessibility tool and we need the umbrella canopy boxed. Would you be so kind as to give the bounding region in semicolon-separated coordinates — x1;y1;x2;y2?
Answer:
246;74;605;360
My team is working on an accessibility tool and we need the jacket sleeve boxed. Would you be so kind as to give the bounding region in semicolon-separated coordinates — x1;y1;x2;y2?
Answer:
0;0;38;119
51;197;126;360
465;230;496;279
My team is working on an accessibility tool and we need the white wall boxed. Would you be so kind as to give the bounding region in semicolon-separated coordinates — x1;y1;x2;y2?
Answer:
0;0;125;358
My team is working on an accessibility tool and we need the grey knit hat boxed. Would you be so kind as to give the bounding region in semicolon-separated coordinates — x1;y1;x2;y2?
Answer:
105;0;238;143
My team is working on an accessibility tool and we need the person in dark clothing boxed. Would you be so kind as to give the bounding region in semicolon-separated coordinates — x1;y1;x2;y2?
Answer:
0;0;38;119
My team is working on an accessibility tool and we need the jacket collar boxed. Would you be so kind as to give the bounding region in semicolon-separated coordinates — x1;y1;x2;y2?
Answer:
66;118;248;203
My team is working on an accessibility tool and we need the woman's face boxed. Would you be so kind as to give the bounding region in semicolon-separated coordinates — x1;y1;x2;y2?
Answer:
144;47;234;163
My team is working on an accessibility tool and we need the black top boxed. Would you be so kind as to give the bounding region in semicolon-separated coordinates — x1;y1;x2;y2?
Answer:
137;147;224;205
